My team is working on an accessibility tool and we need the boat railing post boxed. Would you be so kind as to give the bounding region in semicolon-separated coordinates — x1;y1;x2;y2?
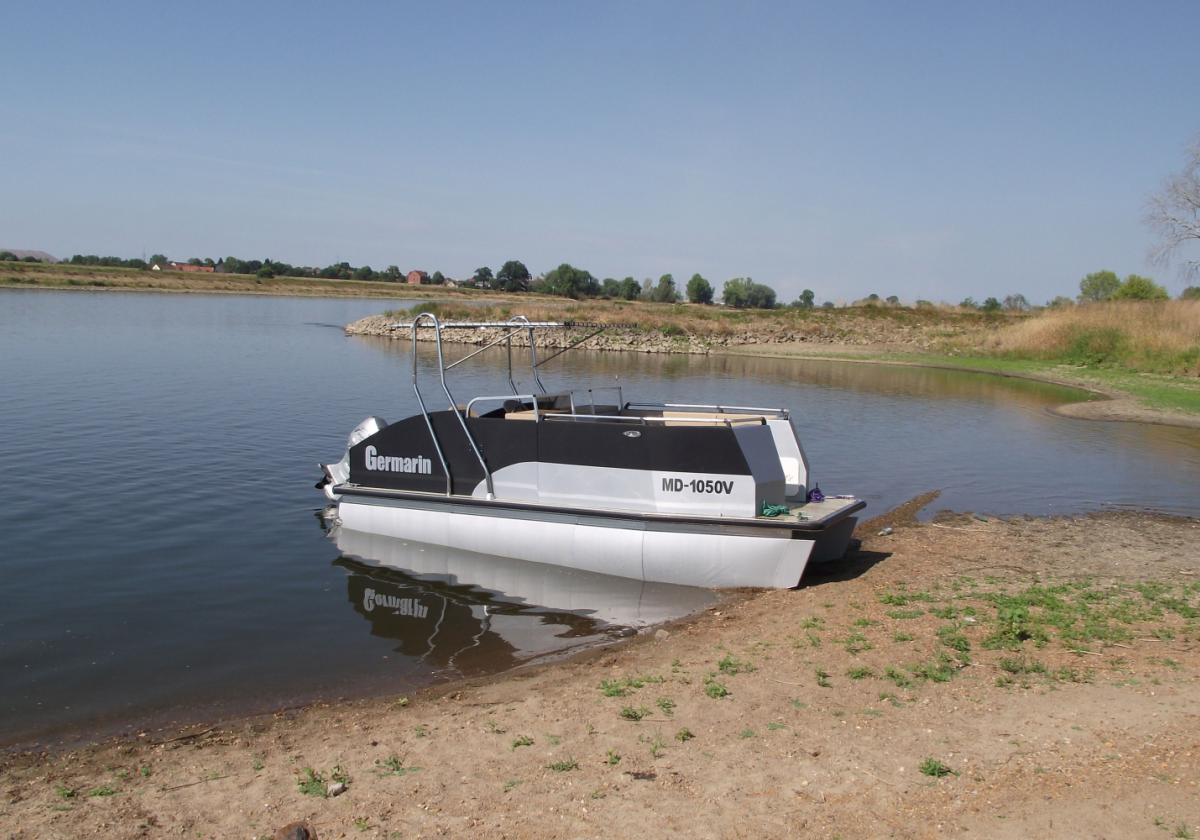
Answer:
428;317;495;500
411;312;452;495
528;325;548;394
506;333;519;395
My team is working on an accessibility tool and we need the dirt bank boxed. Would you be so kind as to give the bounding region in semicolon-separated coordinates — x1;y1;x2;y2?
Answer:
4;508;1198;839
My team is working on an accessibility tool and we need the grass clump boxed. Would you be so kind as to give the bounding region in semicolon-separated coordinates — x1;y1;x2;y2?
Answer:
718;654;755;675
548;757;579;772
510;735;534;751
606;750;621;765
296;767;326;797
702;673;730;698
919;757;957;778
846;665;875;680
619;705;651;721
815;668;832;688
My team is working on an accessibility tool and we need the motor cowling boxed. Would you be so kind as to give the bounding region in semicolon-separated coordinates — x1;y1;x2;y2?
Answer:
321;416;388;501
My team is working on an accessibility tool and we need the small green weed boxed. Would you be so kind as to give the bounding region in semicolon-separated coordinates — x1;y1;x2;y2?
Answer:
548;757;578;772
887;610;924;620
893;631;915;642
510;735;534;751
656;697;675;716
503;780;523;791
919;758;956;778
884;666;912;688
375;757;420;777
296;767;326;797
847;666;875;680
355;817;371;831
649;732;668;758
800;616;824;629
619;705;651;721
606;749;621;765
703;676;730;698
88;784;117;797
815;668;832;688
55;785;77;800
768;723;787;730
738;729;756;739
413;724;427;738
676;728;695;742
718;655;754;675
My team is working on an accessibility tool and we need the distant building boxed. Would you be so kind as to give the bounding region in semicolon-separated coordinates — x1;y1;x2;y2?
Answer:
406;270;429;285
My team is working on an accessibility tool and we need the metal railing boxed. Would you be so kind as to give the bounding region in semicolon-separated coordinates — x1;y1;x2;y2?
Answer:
625;401;789;419
404;314;636;498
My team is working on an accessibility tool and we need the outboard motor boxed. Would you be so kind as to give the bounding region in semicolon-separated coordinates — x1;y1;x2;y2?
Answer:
319;416;388;502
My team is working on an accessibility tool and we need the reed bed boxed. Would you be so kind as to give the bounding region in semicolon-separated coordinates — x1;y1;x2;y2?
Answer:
983;300;1200;375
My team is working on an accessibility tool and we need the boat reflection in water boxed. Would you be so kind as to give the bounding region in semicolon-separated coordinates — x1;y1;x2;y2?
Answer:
331;524;718;678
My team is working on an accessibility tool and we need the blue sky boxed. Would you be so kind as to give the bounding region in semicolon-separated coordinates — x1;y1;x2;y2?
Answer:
3;1;1198;304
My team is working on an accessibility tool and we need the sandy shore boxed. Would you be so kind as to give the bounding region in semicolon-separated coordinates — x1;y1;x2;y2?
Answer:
4;503;1198;839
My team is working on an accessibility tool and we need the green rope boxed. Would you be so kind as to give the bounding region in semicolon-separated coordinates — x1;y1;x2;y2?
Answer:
759;500;792;518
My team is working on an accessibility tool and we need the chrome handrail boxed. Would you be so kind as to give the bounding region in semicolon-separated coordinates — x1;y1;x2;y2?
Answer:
465;394;541;422
540;413;764;427
626;401;789;418
411;313;494;499
410;313;452;495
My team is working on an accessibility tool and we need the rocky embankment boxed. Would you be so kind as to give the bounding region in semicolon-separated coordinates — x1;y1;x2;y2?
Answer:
344;311;990;354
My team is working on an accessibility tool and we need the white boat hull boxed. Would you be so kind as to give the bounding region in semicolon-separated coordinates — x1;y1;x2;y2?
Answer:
337;499;824;589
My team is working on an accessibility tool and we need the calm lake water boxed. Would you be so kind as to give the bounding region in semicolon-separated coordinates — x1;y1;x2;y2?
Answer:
2;290;1198;749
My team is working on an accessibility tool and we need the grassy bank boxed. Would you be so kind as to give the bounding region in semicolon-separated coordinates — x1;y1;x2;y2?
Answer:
981;300;1200;376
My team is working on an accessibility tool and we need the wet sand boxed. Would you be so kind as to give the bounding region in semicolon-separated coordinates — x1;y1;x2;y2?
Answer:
4;503;1198;839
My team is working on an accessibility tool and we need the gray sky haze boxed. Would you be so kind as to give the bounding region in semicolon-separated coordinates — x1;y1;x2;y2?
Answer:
3;1;1198;304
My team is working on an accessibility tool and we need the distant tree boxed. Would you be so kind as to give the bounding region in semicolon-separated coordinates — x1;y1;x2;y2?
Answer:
430;270;446;285
1078;270;1120;302
886;295;899;305
126;258;149;270
686;273;714;304
382;265;401;282
319;262;351;279
723;278;777;309
0;251;16;261
256;265;274;279
959;297;979;309
1003;293;1031;312
981;297;1002;312
354;265;377;281
22;255;39;262
821;301;835;309
1110;274;1169;300
495;260;531;292
203;258;215;267
640;278;653;299
473;266;493;287
601;278;621;297
646;273;679;303
789;289;815;309
1145;133;1200;284
186;257;202;266
866;293;880;302
1047;296;1074;308
618;277;641;300
150;254;168;265
542;263;595;299
915;299;934;308
1181;286;1200;300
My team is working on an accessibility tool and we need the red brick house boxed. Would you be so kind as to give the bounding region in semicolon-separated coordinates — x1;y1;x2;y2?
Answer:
406;270;429;285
